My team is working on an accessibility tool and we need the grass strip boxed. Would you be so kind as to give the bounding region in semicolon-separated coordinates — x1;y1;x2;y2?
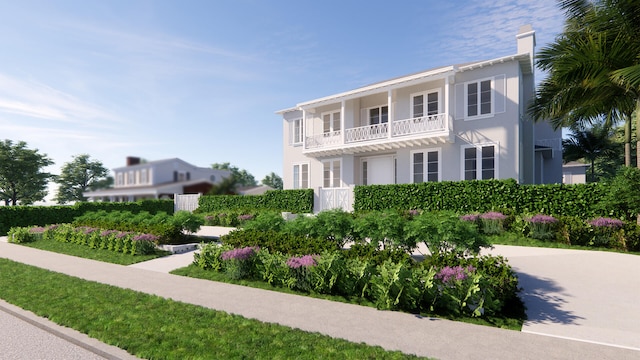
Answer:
20;238;169;265
0;258;426;359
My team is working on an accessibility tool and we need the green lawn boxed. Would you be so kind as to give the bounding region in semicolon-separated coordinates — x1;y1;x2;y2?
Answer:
20;238;170;265
0;258;427;360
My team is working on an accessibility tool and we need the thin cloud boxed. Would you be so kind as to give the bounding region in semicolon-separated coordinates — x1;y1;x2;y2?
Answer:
0;73;122;126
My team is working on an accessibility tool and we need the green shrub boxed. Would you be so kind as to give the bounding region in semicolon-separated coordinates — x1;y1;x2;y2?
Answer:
197;189;314;213
405;211;489;256
7;227;36;243
598;167;640;221
353;210;412;250
220;229;336;255
342;242;412;267
242;211;286;232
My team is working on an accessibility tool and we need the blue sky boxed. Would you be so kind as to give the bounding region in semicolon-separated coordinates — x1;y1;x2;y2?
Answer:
0;0;565;198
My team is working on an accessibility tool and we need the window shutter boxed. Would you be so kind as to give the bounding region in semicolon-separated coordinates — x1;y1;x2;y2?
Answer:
454;83;465;120
494;74;506;114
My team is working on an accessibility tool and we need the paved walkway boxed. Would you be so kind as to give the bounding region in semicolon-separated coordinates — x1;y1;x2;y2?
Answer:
1;233;639;359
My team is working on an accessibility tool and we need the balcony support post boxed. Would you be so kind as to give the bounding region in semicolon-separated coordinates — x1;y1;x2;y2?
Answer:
341;100;346;145
388;89;393;139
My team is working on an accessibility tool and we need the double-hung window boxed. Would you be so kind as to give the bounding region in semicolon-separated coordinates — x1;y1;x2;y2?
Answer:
322;159;341;188
369;106;388;125
411;90;440;119
291;118;303;145
322;111;341;135
462;144;497;180
467;79;492;117
293;163;309;189
411;149;440;183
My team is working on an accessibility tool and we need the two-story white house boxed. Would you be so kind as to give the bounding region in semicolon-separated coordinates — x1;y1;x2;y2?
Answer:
277;25;562;213
83;157;232;202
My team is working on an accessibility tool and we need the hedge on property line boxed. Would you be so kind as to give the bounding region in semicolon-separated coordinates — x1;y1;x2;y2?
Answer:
354;179;610;218
197;189;314;214
0;200;173;236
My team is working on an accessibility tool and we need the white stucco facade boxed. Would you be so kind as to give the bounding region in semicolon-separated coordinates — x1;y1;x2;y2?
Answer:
278;25;562;212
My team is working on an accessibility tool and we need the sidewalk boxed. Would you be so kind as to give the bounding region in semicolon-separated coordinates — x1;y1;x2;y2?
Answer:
1;237;638;359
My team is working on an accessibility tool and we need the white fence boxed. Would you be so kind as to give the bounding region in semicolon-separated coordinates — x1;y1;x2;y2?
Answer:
174;193;201;213
319;187;354;212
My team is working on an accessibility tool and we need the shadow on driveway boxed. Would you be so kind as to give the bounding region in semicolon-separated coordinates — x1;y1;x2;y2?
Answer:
516;271;584;325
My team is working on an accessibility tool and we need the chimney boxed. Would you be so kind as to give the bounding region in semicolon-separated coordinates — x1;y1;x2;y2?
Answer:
516;24;536;72
126;156;141;166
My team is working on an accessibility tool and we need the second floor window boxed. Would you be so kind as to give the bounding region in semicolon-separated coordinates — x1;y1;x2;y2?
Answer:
323;111;341;134
292;118;303;145
369;106;388;125
467;79;492;117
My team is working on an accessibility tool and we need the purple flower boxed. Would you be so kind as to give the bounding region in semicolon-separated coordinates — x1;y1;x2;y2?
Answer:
221;246;259;261
238;214;254;221
407;209;420;216
480;212;506;220
77;226;98;235
286;255;317;269
528;214;557;224
435;265;475;284
100;230;118;237
28;227;46;234
218;213;227;218
460;214;479;222
589;217;624;228
45;225;59;231
132;233;159;242
204;215;214;221
115;231;131;239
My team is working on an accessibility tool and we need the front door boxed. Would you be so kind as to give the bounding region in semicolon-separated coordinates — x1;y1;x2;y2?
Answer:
364;156;394;185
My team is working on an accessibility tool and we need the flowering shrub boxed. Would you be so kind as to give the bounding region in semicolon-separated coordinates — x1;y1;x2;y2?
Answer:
435;265;475;284
527;214;558;240
221;246;259;280
286;255;317;291
479;212;506;235
237;214;254;222
588;217;625;248
460;214;479;222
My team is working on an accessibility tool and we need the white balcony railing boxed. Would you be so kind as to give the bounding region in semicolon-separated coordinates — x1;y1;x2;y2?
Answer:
306;131;342;149
345;123;389;143
304;113;448;151
392;113;446;137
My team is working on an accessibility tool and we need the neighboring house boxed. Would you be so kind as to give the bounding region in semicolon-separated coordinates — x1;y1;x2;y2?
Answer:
277;25;562;213
562;161;590;184
83;157;232;202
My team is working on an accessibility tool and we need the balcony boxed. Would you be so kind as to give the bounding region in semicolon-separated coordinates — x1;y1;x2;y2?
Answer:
304;113;453;156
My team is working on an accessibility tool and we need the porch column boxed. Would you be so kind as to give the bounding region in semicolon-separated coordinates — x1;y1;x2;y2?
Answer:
302;108;307;149
341;100;346;144
388;89;393;139
445;75;452;132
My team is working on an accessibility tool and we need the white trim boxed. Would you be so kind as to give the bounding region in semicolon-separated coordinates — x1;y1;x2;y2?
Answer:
460;142;499;180
410;148;442;183
321;110;341;133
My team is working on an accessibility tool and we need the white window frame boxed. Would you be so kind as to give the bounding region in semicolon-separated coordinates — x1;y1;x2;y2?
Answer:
127;171;135;185
460;143;499;180
321;111;341;134
116;172;124;186
322;159;342;188
140;168;148;184
366;105;389;125
410;89;441;119
291;118;303;146
410;148;442;183
292;163;309;189
464;77;493;120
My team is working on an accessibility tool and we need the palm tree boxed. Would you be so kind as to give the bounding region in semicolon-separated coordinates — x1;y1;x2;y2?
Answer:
563;123;616;181
530;0;640;167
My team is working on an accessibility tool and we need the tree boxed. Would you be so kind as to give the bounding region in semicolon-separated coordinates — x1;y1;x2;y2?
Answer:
54;154;110;204
206;174;239;195
211;162;257;187
563;124;616;181
261;172;283;190
0;140;54;206
530;0;640;167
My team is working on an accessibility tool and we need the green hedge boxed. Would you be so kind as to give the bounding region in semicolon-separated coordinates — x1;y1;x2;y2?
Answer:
354;179;609;218
0;200;173;236
197;189;313;213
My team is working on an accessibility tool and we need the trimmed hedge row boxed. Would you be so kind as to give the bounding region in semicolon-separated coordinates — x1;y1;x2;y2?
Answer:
197;189;314;214
354;179;609;218
0;200;173;236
